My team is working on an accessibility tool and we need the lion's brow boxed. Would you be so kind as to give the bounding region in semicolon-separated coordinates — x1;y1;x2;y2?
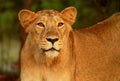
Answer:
37;10;59;16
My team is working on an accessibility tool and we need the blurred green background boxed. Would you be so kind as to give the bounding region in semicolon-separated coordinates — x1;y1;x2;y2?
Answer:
0;0;120;80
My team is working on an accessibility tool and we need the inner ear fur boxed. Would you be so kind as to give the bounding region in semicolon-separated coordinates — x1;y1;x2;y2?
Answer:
61;7;77;25
18;9;36;32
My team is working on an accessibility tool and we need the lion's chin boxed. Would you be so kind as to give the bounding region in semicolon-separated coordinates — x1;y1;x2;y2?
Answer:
44;50;59;58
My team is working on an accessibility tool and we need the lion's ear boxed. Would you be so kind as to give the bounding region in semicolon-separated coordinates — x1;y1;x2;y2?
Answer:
61;7;77;25
18;9;36;32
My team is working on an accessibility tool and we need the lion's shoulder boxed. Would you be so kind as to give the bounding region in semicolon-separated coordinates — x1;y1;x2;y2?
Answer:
72;12;120;48
77;12;120;36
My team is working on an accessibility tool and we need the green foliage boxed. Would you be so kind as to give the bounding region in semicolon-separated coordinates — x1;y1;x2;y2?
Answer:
0;0;20;37
0;10;15;33
41;0;63;10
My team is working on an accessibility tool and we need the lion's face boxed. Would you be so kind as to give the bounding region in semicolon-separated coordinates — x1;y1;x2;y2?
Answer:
34;11;66;58
19;7;77;58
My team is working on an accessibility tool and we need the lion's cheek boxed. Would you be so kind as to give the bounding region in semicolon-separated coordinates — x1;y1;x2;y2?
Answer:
53;41;63;50
39;42;52;50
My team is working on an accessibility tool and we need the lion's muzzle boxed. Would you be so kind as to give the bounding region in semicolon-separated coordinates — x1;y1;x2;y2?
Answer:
39;36;63;58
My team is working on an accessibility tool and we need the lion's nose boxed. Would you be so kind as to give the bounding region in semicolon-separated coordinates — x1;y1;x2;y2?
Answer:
46;38;59;44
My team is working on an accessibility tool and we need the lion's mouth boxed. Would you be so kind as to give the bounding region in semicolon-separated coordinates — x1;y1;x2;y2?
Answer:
42;47;60;58
43;47;60;52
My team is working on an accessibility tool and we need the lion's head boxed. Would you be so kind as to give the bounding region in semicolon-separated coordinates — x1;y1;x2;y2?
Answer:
19;7;77;58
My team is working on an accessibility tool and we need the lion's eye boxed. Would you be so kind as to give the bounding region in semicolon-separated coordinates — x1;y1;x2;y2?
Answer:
37;22;45;27
58;22;64;27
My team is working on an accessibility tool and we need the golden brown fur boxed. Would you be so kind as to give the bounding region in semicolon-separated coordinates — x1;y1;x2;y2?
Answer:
18;7;120;81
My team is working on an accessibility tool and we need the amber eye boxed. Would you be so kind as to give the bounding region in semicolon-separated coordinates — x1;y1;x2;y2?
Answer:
37;22;45;27
58;22;64;27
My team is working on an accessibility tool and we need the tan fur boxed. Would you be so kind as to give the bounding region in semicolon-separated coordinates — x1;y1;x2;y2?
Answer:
18;7;120;81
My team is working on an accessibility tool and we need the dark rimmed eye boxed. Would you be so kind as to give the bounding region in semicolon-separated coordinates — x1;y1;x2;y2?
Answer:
37;22;45;27
58;22;64;27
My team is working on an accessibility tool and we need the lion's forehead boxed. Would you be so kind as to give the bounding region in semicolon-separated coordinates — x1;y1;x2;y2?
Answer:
37;10;59;16
36;10;63;22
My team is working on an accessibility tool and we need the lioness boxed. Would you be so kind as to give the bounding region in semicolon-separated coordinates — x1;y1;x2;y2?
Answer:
18;7;120;81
